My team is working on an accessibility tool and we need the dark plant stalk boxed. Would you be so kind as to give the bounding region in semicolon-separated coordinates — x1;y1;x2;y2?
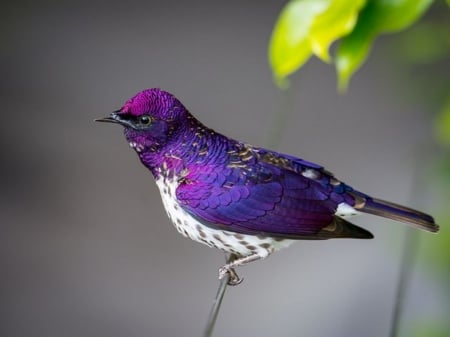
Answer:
389;227;419;337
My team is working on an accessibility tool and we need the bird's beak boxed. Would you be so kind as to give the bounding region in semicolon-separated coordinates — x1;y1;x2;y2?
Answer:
95;112;123;125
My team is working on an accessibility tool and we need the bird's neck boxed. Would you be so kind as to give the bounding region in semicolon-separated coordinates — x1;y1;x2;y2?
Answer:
137;116;231;180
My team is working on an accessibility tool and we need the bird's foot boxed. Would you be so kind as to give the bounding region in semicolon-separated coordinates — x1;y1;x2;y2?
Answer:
218;264;244;286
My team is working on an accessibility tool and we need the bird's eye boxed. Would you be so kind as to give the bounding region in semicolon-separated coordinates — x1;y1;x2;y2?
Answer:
139;115;151;126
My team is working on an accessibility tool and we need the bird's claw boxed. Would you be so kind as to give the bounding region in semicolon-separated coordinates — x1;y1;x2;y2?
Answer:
218;265;243;286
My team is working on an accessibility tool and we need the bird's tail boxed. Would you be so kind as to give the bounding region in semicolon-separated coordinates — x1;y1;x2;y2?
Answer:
354;195;439;233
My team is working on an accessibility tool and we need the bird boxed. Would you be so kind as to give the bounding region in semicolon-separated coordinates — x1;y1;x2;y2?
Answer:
96;88;439;285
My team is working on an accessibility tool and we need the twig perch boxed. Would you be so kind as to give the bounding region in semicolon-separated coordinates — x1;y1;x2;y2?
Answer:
203;254;239;337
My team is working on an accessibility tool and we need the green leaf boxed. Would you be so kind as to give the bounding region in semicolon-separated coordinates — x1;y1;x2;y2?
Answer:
269;0;329;85
309;0;366;62
422;157;450;272
434;96;450;147
269;0;368;87
336;0;434;91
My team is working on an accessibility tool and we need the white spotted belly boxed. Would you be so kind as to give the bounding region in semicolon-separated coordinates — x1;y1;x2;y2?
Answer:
155;177;295;257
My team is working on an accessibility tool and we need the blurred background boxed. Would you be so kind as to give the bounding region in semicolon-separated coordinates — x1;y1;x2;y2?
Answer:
1;1;448;336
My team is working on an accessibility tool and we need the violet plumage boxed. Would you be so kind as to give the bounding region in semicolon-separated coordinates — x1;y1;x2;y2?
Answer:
96;88;439;284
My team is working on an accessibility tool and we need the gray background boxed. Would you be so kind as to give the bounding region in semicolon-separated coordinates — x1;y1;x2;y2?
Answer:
1;1;444;337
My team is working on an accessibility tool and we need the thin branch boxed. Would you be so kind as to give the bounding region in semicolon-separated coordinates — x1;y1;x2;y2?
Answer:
202;254;235;337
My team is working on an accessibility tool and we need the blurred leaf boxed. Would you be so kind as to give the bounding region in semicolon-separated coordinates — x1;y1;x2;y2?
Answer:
424;214;450;271
269;0;367;87
336;0;434;91
269;0;329;86
409;321;450;337
422;157;450;271
434;97;450;147
309;0;367;62
391;22;450;64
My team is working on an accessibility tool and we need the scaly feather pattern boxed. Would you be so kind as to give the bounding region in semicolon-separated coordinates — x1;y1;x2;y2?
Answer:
176;142;372;239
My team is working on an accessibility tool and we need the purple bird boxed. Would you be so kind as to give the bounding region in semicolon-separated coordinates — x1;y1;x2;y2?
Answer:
96;88;439;285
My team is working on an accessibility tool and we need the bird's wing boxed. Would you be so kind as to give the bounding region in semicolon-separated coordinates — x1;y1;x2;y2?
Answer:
176;145;371;239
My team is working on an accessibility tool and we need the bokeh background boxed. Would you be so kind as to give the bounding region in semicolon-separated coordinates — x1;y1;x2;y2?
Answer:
1;1;448;337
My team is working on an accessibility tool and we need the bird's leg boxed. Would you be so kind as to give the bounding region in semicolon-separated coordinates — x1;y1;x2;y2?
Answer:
226;267;242;286
219;253;243;286
219;251;269;286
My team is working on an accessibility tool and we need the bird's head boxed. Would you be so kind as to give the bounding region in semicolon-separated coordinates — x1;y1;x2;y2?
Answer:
96;88;188;153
